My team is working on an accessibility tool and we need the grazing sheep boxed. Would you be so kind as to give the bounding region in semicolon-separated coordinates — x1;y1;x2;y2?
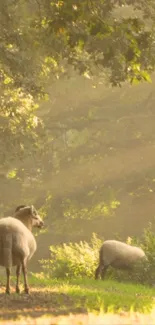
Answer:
95;240;147;280
0;204;44;294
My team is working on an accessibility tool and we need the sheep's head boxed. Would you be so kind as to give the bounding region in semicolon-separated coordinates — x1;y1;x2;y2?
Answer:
15;205;44;229
29;205;44;229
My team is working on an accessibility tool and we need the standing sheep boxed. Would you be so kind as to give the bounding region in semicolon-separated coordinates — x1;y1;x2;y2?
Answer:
95;240;147;280
0;204;44;294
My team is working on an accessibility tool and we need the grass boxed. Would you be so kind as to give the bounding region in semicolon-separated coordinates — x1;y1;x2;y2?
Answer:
0;273;155;324
29;274;155;312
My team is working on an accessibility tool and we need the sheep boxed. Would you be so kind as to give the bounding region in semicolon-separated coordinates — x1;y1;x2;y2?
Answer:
95;240;147;280
0;204;44;294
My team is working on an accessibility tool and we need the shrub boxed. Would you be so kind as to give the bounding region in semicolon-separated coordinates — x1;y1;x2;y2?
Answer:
39;233;102;279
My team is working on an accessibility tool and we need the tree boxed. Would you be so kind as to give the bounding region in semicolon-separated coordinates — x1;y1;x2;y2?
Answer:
0;0;155;168
38;0;155;85
1;0;155;220
1;0;155;93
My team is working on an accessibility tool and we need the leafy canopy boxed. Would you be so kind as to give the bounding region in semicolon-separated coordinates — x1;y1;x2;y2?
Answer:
1;0;155;91
1;0;155;167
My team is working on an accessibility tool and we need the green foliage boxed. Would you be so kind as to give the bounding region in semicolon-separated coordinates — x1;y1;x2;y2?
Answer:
1;0;155;94
40;0;155;85
1;0;155;168
0;82;44;166
61;192;120;221
40;223;155;285
39;233;102;279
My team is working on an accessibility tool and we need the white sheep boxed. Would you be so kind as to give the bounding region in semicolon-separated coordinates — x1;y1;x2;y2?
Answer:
95;240;147;280
0;204;44;294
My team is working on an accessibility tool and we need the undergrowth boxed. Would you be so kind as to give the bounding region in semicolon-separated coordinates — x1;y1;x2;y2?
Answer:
39;222;155;285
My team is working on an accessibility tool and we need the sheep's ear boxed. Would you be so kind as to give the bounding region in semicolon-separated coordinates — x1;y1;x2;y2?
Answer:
30;205;35;214
15;205;26;213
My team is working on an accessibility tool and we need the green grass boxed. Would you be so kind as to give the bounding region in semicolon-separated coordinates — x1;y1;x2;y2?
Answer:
28;273;155;314
0;273;155;324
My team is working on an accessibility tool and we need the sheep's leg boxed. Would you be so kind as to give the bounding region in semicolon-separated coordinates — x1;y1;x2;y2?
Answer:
95;263;108;280
101;265;108;280
6;268;11;294
22;260;29;294
16;265;21;294
95;265;101;280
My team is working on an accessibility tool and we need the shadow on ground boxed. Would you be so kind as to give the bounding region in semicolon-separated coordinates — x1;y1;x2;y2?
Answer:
0;287;87;320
